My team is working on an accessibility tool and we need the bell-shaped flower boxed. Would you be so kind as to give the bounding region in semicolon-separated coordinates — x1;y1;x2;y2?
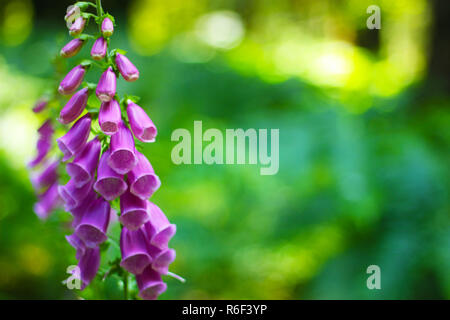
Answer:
94;149;127;201
28;121;54;168
78;247;100;290
75;197;111;248
147;245;176;275
58;178;93;211
120;227;153;275
126;100;157;142
115;54;139;82
91;37;107;60
136;266;167;300
98;99;121;135
66;233;86;260
70;189;98;227
33;182;61;219
144;202;176;249
58;65;86;95
57;113;91;161
108;121;138;174
59;88;89;124
119;189;150;230
96;67;116;102
101;17;114;37
66;137;101;188
61;38;84;58
128;151;161;200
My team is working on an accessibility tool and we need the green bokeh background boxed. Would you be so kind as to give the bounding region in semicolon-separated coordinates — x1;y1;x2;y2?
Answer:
0;0;448;299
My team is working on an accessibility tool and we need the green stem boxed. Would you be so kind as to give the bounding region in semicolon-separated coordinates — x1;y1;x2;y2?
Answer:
123;272;129;300
96;0;104;33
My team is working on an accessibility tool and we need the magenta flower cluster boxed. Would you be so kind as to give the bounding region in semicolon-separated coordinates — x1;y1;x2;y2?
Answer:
29;1;177;299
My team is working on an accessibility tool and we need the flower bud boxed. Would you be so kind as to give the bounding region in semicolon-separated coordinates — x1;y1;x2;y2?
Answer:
59;88;89;124
91;37;107;60
126;100;157;142
59;65;86;95
101;17;114;37
108;121;138;174
115;53;139;82
61;38;84;58
69;17;86;36
57;114;91;162
99;99;121;135
96;67;116;102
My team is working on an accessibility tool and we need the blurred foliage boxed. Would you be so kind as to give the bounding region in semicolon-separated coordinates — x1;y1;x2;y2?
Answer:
0;0;449;299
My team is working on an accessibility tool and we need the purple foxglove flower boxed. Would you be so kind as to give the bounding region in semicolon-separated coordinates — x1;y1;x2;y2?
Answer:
78;247;100;290
144;202;176;249
69;17;86;36
126;100;157;142
120;227;152;275
101;17;114;37
75;197;111;248
57;113;91;162
98;99;121;135
128;151;161;200
31;160;59;190
136;266;167;300
33;182;61;219
28;139;51;168
58;65;85;95
32;99;48;113
66;233;86;260
70;189;98;228
91;37;107;60
119;189;150;230
37;119;54;138
147;245;176;275
94;149;127;201
59;88;89;124
66;137;101;188
96;67;116;102
115;54;139;82
58;178;93;211
108;121;138;174
61;38;84;58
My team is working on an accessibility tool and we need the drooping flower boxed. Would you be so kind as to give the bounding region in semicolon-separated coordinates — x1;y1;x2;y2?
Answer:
94;149;127;201
28;121;54;168
59;88;89;124
144;202;176;249
58;178;94;211
96;67;116;102
70;189;98;228
66;137;101;188
147;245;176;275
75;196;111;248
115;54;139;82
120;227;153;275
126;100;157;142
33;182;61;219
57;113;91;162
66;233;86;260
31;159;59;190
91;37;107;60
78;247;101;290
119;189;150;230
61;38;84;58
108;122;138;174
59;65;86;95
128;151;161;200
32;99;48;113
136;266;167;300
101;17;114;37
69;17;86;36
98;99;121;135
